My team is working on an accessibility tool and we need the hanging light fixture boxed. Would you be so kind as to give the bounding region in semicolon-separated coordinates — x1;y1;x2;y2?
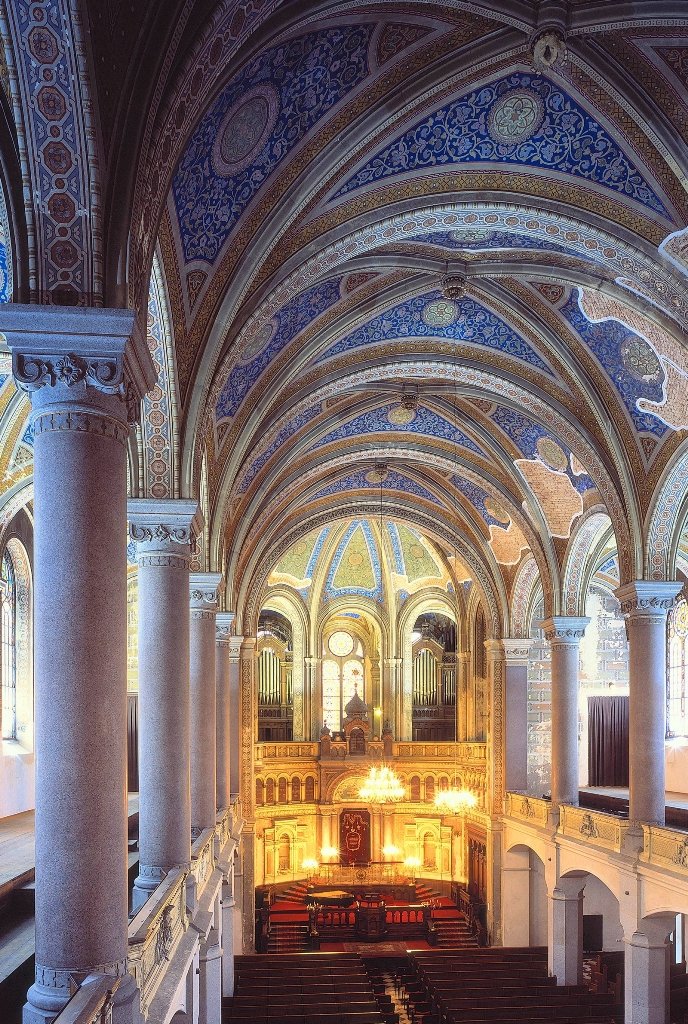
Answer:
359;764;405;803
433;350;477;818
435;786;477;815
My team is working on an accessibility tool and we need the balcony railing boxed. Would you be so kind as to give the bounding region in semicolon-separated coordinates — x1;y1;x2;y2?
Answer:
559;805;633;853
256;741;319;760
394;741;487;761
51;976;121;1024
643;825;688;873
504;792;553;827
128;868;188;1018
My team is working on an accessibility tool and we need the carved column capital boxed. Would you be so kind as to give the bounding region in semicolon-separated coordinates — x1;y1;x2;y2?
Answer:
189;572;224;615
128;498;200;565
216;611;236;645
542;616;590;645
4;305;155;426
498;637;535;666
227;635;244;661
615;581;683;621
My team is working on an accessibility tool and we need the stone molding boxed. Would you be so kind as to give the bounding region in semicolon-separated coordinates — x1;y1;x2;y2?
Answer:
33;958;129;995
129;498;200;559
4;306;156;425
32;409;131;445
216;611;236;644
499;637;535;663
541;616;590;644
615;581;683;619
189;571;224;610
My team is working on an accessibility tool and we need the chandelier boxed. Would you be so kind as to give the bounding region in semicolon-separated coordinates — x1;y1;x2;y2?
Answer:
359;765;405;803
435;786;478;815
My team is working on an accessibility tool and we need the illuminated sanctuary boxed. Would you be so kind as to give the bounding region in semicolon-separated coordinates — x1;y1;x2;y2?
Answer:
0;3;687;1024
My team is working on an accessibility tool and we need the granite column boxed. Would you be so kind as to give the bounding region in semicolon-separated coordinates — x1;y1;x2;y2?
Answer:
616;582;682;825
216;612;235;811
5;307;154;1024
542;618;589;806
190;573;223;836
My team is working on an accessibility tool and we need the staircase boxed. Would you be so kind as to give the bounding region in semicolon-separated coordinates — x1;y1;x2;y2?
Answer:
266;919;310;953
275;881;309;903
432;915;477;948
415;882;478;949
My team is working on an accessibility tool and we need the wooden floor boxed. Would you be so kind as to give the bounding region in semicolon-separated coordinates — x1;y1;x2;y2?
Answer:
581;786;688;809
0;794;139;901
0;795;140;987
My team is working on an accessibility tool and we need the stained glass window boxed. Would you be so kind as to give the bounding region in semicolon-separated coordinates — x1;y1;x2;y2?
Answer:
668;597;688;737
1;551;16;740
321;633;365;732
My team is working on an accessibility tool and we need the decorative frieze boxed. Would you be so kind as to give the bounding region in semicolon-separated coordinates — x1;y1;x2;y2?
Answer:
189;572;224;611
129;499;200;562
615;581;682;621
541;617;590;644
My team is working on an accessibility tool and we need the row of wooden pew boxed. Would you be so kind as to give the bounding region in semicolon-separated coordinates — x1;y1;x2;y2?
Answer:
223;952;398;1024
407;947;623;1024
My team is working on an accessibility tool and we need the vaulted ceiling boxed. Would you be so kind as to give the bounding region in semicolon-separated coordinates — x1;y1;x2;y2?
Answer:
1;1;688;634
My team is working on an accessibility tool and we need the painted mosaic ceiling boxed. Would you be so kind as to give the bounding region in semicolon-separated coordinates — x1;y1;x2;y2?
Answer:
1;1;688;631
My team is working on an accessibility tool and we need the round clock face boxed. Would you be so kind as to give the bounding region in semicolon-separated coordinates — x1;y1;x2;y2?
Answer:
328;630;354;657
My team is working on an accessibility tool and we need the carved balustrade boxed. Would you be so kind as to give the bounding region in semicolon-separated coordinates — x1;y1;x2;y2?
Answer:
127;868;188;1018
50;976;121;1024
505;792;554;827
559;805;632;852
643;826;688;873
189;828;215;899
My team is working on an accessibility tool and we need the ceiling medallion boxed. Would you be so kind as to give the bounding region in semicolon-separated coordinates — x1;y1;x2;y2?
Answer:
536;436;569;471
366;466;389;483
484;497;511;525
487;88;545;145
240;319;275;362
620;336;663;383
422;298;458;327
388;405;416;425
212;83;280;177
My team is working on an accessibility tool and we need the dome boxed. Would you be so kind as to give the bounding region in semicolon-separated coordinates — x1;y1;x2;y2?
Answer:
344;685;368;720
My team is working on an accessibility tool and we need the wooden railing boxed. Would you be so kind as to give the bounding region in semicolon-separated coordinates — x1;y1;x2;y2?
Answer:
452;883;487;946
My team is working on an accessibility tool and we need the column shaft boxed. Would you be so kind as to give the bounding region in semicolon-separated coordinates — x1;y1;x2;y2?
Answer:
4;307;155;1023
228;637;243;797
129;500;198;909
550;885;584;986
617;582;682;825
543;618;588;806
190;574;223;834
216;613;235;811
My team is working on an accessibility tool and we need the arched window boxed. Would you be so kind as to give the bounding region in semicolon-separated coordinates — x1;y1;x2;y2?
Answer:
668;597;688;737
256;779;265;805
423;832;436;869
278;834;291;873
349;728;366;754
425;776;435;802
1;550;16;740
410;776;421;801
278;777;288;803
305;777;316;801
291;777;301;802
322;630;365;732
266;778;275;804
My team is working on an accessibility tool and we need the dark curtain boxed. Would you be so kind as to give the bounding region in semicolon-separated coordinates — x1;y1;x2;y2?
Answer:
127;693;139;793
588;695;629;786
